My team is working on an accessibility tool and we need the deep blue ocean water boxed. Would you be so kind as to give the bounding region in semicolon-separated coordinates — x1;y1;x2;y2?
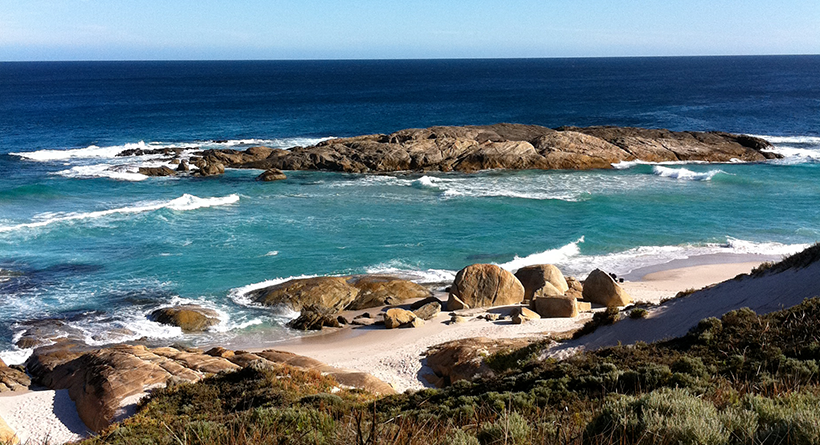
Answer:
1;56;819;362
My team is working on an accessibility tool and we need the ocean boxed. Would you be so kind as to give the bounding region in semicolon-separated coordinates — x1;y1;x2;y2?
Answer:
1;56;819;363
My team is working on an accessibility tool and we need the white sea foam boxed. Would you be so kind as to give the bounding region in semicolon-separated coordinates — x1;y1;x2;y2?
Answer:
11;137;333;162
750;134;820;164
54;164;150;181
757;135;820;145
11;141;158;161
0;194;239;233
611;160;709;169
211;137;333;149
0;347;33;366
497;237;585;271
365;261;456;284
498;237;809;279
652;166;727;181
342;173;611;201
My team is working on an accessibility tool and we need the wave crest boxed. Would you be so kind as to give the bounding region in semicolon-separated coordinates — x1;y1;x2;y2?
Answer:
652;166;727;181
0;194;239;233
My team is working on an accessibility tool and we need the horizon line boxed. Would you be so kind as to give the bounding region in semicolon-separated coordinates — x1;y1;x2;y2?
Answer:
1;53;819;64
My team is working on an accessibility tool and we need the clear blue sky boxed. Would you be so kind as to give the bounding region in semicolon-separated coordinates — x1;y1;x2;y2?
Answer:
1;0;818;60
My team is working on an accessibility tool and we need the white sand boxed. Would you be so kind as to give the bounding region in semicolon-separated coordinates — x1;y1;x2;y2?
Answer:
0;389;89;444
548;260;820;359
266;306;592;393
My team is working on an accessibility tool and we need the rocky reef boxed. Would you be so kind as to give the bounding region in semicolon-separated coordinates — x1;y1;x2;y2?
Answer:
118;124;778;176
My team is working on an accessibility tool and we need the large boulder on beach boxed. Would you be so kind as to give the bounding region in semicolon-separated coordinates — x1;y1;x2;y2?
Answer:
413;301;441;320
511;306;541;324
248;276;359;314
149;305;220;333
0;359;31;392
384;308;420;329
448;264;524;310
514;264;569;301
533;295;578;318
346;276;432;310
582;269;632;307
287;306;342;331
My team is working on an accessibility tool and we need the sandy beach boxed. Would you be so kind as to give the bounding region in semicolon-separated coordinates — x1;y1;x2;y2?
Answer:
0;257;773;444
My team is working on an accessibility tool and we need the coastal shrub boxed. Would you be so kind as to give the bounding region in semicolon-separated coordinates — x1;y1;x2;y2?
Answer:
184;420;228;442
754;242;820;276
629;308;648;319
485;340;549;373
573;307;622;339
585;388;729;445
747;393;820;445
476;411;530;445
671;356;710;379
443;428;480;445
719;406;758;444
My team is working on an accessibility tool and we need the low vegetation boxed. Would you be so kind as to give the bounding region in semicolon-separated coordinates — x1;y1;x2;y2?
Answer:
73;294;820;444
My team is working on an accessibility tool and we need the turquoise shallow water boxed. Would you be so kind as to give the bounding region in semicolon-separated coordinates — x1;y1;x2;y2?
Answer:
1;58;819;362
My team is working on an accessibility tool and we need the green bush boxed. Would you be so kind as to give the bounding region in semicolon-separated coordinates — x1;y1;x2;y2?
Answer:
747;393;820;445
629;308;648;319
586;388;729;445
476;411;530;445
443;428;481;445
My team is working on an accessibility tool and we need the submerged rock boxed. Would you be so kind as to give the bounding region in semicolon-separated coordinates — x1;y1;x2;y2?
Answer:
256;168;287;181
149;305;220;333
137;166;176;177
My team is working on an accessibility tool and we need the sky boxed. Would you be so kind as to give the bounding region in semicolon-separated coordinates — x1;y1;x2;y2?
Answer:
0;0;818;61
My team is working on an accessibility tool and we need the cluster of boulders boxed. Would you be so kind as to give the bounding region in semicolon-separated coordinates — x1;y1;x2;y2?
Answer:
21;343;394;433
230;263;632;333
445;263;631;320
116;124;777;179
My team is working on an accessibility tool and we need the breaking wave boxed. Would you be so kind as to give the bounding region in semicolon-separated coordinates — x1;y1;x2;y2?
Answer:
0;194;240;233
652;166;728;181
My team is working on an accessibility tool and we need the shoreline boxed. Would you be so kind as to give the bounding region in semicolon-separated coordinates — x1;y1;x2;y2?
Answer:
241;255;774;393
0;255;774;444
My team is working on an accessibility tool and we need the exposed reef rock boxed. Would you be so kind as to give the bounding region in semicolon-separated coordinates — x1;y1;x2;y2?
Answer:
166;124;776;175
256;168;287;181
149;304;220;333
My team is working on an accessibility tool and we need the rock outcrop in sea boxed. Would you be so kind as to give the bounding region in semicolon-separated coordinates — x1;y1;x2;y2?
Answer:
117;124;778;176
